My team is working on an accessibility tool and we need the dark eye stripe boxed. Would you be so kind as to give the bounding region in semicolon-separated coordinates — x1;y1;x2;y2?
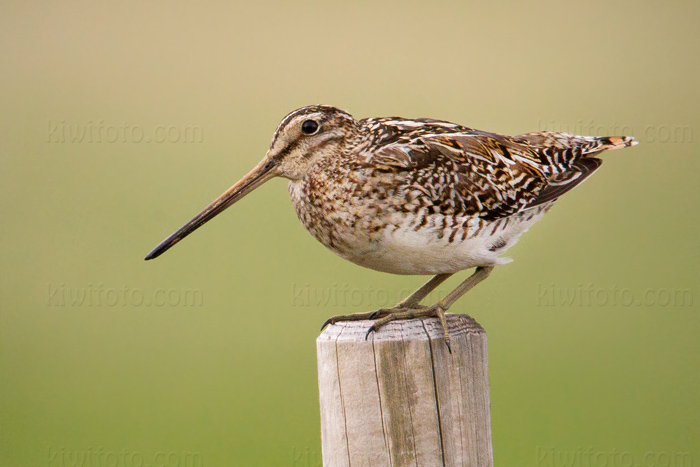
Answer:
280;138;302;157
277;133;343;160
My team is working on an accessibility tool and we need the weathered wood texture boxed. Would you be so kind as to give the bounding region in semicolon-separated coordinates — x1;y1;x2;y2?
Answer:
317;314;493;467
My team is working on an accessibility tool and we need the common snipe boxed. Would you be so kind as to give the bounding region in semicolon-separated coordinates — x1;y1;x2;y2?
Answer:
146;105;637;348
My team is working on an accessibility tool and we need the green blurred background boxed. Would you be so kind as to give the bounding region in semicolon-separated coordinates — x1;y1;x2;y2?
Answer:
1;1;698;466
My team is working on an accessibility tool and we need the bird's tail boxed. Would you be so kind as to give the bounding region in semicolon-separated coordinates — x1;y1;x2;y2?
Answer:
510;131;639;207
593;135;639;151
514;131;638;155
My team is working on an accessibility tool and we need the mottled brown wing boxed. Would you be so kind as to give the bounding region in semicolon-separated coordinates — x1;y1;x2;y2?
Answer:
369;131;552;221
529;157;603;206
366;123;635;222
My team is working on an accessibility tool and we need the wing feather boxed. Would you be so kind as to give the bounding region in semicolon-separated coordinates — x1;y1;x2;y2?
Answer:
363;122;625;222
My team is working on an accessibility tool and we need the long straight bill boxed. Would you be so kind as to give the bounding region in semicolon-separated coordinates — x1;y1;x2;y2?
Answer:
144;158;276;260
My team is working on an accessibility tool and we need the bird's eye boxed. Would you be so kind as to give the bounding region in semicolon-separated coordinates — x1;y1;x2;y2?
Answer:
301;119;319;135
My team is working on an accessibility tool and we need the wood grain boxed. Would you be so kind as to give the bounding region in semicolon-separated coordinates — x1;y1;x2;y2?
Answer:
317;314;493;467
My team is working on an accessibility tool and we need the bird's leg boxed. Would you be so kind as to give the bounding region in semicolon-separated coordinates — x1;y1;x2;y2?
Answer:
320;273;452;330
394;273;453;309
366;266;495;350
434;266;494;311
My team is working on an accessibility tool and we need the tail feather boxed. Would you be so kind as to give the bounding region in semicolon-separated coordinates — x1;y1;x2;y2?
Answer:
511;131;638;208
595;135;639;150
514;131;638;155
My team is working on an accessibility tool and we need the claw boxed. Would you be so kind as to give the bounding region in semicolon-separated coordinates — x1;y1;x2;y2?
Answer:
365;321;383;340
320;318;334;331
368;309;383;319
434;304;452;353
320;308;394;332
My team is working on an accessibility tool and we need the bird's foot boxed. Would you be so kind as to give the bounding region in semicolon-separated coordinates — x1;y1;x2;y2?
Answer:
365;304;452;353
321;304;452;352
320;302;429;330
320;308;395;331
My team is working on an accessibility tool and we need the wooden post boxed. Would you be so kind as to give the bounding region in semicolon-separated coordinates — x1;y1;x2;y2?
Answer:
317;314;493;467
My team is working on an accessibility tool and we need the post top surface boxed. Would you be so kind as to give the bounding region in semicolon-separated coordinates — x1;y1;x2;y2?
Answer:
318;314;484;344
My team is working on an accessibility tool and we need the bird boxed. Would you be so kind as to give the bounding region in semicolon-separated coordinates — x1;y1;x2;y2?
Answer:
145;105;638;349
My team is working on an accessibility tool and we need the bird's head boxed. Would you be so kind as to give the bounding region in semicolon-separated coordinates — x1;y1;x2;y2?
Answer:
145;105;356;260
267;105;357;180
